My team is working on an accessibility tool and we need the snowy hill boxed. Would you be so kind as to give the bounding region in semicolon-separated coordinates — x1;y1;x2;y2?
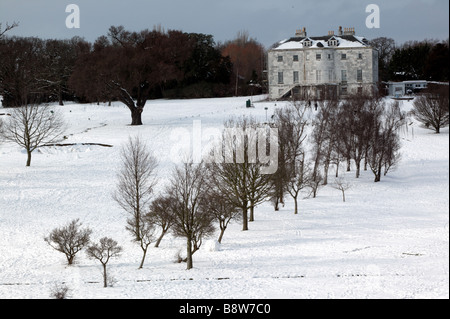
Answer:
0;96;448;299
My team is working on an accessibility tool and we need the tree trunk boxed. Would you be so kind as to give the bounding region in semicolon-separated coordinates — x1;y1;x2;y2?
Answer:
323;161;330;185
364;149;369;171
355;161;361;178
131;107;143;126
138;246;147;269
374;173;381;182
58;88;64;106
218;227;225;244
26;150;32;167
186;237;193;270
274;197;279;211
294;196;298;214
374;160;382;182
102;264;108;288
154;230;166;248
242;206;249;231
67;255;74;266
335;161;340;177
341;190;346;202
249;205;255;222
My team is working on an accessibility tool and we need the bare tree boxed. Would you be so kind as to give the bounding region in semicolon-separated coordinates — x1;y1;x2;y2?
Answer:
37;39;82;106
208;159;251;231
136;217;157;269
208;117;274;230
310;99;338;194
44;219;92;265
0;21;19;39
370;37;396;82
113;135;158;268
321;123;340;185
232;117;274;222
247;158;273;222
412;84;449;133
308;170;323;198
332;177;351;202
287;153;312;214
335;94;378;179
86;237;123;288
270;102;308;210
367;101;405;182
82;26;192;125
146;195;175;248
168;162;215;270
271;101;310;213
113;136;158;241
0;37;45;107
204;188;241;244
0;104;65;166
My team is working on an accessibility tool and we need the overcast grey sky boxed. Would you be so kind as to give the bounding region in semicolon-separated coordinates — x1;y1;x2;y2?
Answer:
1;0;448;47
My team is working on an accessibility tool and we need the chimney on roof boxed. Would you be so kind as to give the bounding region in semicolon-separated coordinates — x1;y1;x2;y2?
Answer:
295;27;307;37
343;27;356;35
328;30;335;36
338;26;343;36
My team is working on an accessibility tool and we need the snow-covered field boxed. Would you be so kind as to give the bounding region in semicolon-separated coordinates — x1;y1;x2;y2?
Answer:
0;95;448;299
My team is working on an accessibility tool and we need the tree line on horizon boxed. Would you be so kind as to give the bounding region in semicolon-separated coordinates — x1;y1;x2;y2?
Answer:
1;22;448;104
0;25;265;113
370;37;449;84
0;22;448;127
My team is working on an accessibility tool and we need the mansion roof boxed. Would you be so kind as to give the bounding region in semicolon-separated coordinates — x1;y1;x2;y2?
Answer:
272;35;370;51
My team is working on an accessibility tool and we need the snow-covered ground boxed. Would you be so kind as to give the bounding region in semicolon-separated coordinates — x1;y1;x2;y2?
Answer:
0;96;448;299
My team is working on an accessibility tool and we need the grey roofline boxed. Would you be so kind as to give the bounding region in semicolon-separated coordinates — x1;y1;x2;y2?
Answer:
271;34;370;50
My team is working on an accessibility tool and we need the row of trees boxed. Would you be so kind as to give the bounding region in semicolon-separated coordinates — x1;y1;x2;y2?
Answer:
1;22;447;126
0;34;90;107
269;93;406;214
219;30;266;96
0;23;265;119
113;136;237;270
69;27;234;125
370;37;449;83
0;85;444;173
45;219;122;288
107;94;406;270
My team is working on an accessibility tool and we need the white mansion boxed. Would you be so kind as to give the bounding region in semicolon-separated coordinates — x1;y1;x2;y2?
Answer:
268;27;379;100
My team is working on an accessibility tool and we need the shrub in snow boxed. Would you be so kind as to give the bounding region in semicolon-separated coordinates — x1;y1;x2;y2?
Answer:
50;283;71;299
44;219;92;266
